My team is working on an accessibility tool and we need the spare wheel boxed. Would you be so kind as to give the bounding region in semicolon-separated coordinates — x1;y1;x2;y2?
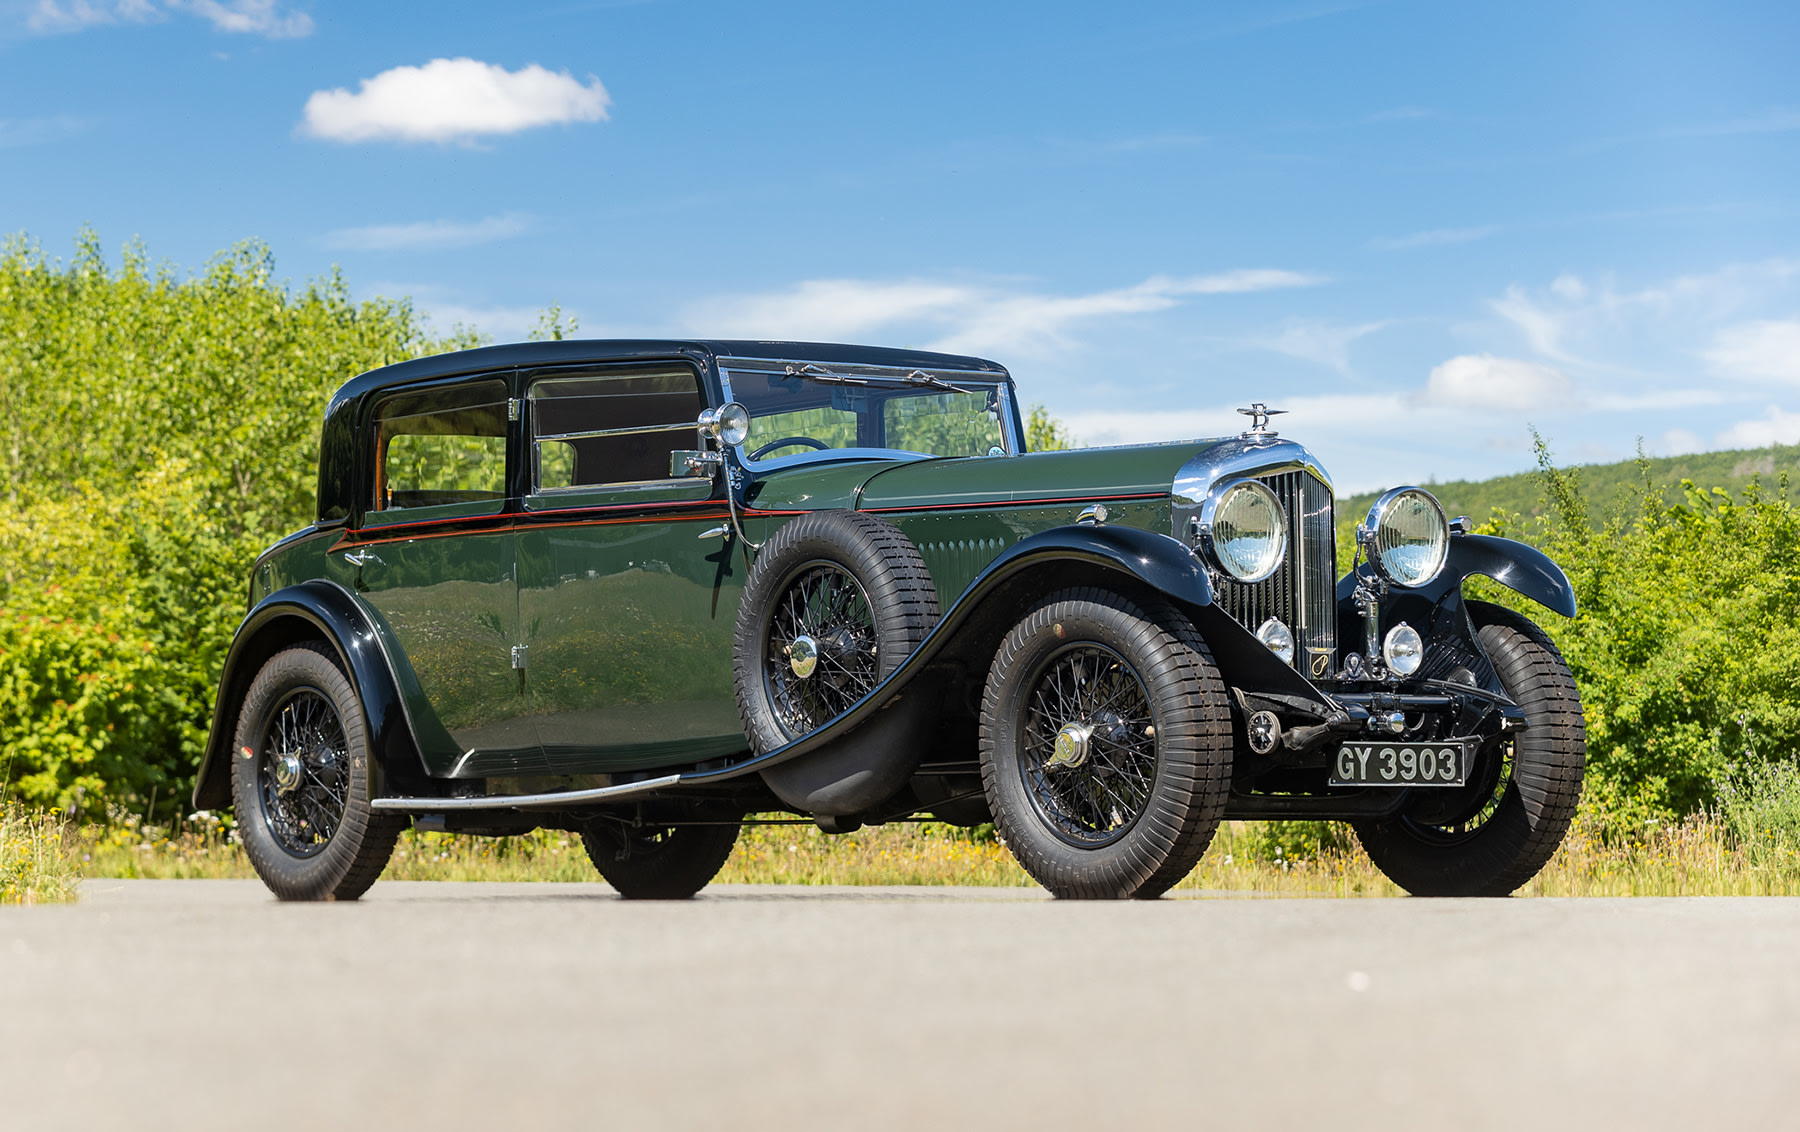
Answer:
733;510;940;813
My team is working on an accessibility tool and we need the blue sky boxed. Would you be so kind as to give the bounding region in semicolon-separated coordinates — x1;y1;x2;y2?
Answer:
4;0;1800;492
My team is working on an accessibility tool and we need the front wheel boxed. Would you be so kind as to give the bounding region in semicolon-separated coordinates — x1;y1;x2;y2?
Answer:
230;643;405;901
580;820;741;899
1353;605;1586;896
978;588;1233;899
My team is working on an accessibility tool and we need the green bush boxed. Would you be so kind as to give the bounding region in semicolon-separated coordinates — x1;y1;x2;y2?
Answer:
1716;757;1800;867
1485;439;1800;829
0;231;480;818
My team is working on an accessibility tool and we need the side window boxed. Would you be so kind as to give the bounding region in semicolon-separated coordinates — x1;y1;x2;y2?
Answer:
528;369;704;493
372;380;509;514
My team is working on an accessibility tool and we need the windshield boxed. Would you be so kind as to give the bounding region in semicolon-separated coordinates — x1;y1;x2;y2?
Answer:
722;362;1014;464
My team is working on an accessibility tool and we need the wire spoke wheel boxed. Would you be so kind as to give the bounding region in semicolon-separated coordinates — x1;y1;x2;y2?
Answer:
1404;734;1516;844
978;589;1232;899
256;687;352;857
1352;606;1586;897
762;561;880;738
1019;643;1160;848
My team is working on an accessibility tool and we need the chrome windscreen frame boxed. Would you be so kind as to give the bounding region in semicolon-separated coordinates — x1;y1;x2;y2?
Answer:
713;355;1023;471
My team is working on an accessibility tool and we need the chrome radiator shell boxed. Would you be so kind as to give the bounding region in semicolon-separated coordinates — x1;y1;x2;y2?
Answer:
1171;438;1338;678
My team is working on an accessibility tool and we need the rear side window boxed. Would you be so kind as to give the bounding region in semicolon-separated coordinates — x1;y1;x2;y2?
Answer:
529;369;704;491
373;380;509;512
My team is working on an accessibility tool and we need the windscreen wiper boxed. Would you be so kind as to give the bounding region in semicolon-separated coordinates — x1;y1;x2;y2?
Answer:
783;363;976;395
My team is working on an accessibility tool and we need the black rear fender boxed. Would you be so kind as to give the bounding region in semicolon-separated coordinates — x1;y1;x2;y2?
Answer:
191;581;431;811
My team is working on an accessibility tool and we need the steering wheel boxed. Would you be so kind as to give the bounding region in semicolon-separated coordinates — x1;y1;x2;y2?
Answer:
749;436;831;459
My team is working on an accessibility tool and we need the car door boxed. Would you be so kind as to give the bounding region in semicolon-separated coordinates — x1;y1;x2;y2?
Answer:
515;363;748;773
344;375;546;778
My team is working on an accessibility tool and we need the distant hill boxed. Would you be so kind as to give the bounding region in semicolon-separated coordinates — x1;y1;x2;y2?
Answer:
1339;446;1800;529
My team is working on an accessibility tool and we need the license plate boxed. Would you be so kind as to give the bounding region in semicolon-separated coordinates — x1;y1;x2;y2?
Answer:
1330;740;1470;787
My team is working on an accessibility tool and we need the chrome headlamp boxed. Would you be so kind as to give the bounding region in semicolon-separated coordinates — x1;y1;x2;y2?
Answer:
1198;478;1288;583
1359;487;1449;587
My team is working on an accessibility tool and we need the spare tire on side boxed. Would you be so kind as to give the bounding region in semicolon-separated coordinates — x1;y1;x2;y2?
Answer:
733;510;940;814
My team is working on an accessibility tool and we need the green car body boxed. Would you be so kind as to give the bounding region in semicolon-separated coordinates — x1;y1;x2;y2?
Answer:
200;339;1585;900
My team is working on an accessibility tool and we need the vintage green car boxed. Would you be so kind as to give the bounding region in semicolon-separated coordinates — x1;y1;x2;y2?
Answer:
194;339;1585;901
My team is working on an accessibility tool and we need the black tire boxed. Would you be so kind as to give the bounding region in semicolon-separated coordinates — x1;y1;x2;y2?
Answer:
978;588;1233;899
1353;605;1586;897
733;509;939;752
580;821;741;899
230;643;405;901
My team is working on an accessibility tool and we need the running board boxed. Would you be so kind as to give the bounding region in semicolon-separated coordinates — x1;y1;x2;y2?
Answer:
370;774;682;813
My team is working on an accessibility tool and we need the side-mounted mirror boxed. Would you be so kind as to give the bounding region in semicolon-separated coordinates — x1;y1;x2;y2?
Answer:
672;402;752;477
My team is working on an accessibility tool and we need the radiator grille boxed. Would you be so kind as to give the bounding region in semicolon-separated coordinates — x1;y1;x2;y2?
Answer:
1213;470;1337;678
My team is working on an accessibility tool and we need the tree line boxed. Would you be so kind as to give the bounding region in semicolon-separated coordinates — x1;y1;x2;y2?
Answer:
2;230;1798;837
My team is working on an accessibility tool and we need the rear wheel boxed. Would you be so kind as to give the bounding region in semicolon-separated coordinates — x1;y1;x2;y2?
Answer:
979;588;1232;899
1353;605;1585;896
230;644;404;901
580;820;740;899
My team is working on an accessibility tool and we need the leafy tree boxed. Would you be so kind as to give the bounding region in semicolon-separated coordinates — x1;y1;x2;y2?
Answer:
1026;404;1076;452
0;230;481;816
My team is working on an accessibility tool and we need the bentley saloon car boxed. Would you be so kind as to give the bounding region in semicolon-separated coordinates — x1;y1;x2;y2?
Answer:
195;339;1585;901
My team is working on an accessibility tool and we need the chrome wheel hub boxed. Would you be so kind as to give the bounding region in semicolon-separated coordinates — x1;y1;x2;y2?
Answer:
1046;722;1093;771
789;634;819;679
272;754;304;795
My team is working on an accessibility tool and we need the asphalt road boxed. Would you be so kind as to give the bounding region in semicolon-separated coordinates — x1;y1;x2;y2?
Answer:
2;880;1796;1130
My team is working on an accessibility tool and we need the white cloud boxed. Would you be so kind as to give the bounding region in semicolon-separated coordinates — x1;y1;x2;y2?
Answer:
301;58;611;145
1370;226;1495;251
1488;260;1800;372
1705;320;1800;383
1651;429;1703;456
1253;319;1386;374
168;0;310;37
27;0;309;36
684;270;1323;358
27;0;159;31
324;213;529;251
1420;354;1572;411
420;302;545;343
1065;393;1410;450
1715;406;1800;449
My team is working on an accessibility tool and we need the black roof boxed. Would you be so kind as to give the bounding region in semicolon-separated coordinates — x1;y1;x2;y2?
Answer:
327;338;1010;414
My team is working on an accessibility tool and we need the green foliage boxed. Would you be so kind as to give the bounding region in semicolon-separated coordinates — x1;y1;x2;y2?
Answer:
1026;403;1076;452
528;302;579;342
1486;435;1800;827
0;802;80;903
0;230;487;818
1715;758;1800;866
1233;820;1354;865
1340;442;1800;533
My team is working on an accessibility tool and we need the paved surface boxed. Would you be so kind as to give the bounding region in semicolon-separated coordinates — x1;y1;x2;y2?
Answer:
2;881;1797;1130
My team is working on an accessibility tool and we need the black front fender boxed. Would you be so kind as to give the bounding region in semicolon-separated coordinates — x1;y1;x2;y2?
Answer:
703;523;1335;811
1338;533;1576;619
191;580;429;811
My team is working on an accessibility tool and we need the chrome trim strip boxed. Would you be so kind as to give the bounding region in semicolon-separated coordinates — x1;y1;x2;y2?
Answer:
370;774;683;812
536;421;697;442
716;355;1005;382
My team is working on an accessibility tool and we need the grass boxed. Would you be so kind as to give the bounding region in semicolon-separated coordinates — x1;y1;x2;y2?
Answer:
1;801;82;904
62;809;1800;898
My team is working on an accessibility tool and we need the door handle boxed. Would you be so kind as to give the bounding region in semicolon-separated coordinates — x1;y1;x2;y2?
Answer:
344;550;384;567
